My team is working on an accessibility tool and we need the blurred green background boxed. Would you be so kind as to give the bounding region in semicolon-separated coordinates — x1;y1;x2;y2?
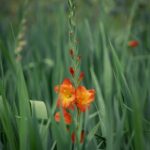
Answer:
0;0;150;150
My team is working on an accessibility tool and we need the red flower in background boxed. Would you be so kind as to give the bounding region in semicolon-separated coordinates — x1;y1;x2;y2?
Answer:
128;40;139;48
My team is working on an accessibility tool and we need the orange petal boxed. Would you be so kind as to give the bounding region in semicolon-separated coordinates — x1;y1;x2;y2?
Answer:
88;89;95;101
76;86;95;112
54;110;72;125
76;85;86;92
63;78;72;85
63;110;72;124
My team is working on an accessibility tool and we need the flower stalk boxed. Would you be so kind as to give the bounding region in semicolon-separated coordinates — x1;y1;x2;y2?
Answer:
54;0;96;144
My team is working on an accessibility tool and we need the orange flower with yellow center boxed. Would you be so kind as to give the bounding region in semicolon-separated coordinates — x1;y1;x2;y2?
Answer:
55;79;75;109
76;86;95;112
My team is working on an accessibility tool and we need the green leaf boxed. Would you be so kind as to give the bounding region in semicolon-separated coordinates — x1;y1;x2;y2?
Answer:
90;67;107;137
100;23;112;100
30;100;48;121
87;122;100;141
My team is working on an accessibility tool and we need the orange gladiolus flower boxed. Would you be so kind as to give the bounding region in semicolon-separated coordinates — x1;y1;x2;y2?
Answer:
55;110;72;125
76;86;95;112
128;40;139;48
55;79;76;109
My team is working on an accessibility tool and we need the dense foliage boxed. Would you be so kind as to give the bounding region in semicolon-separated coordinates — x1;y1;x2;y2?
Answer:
0;0;150;150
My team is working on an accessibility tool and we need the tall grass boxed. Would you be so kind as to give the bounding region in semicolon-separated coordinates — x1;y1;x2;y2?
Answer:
0;0;150;150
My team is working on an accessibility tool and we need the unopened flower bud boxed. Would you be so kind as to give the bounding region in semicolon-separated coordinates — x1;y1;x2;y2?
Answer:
70;67;75;76
79;72;84;81
69;49;74;57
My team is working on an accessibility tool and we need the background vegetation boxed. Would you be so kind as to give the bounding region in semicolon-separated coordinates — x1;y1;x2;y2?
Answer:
0;0;150;149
